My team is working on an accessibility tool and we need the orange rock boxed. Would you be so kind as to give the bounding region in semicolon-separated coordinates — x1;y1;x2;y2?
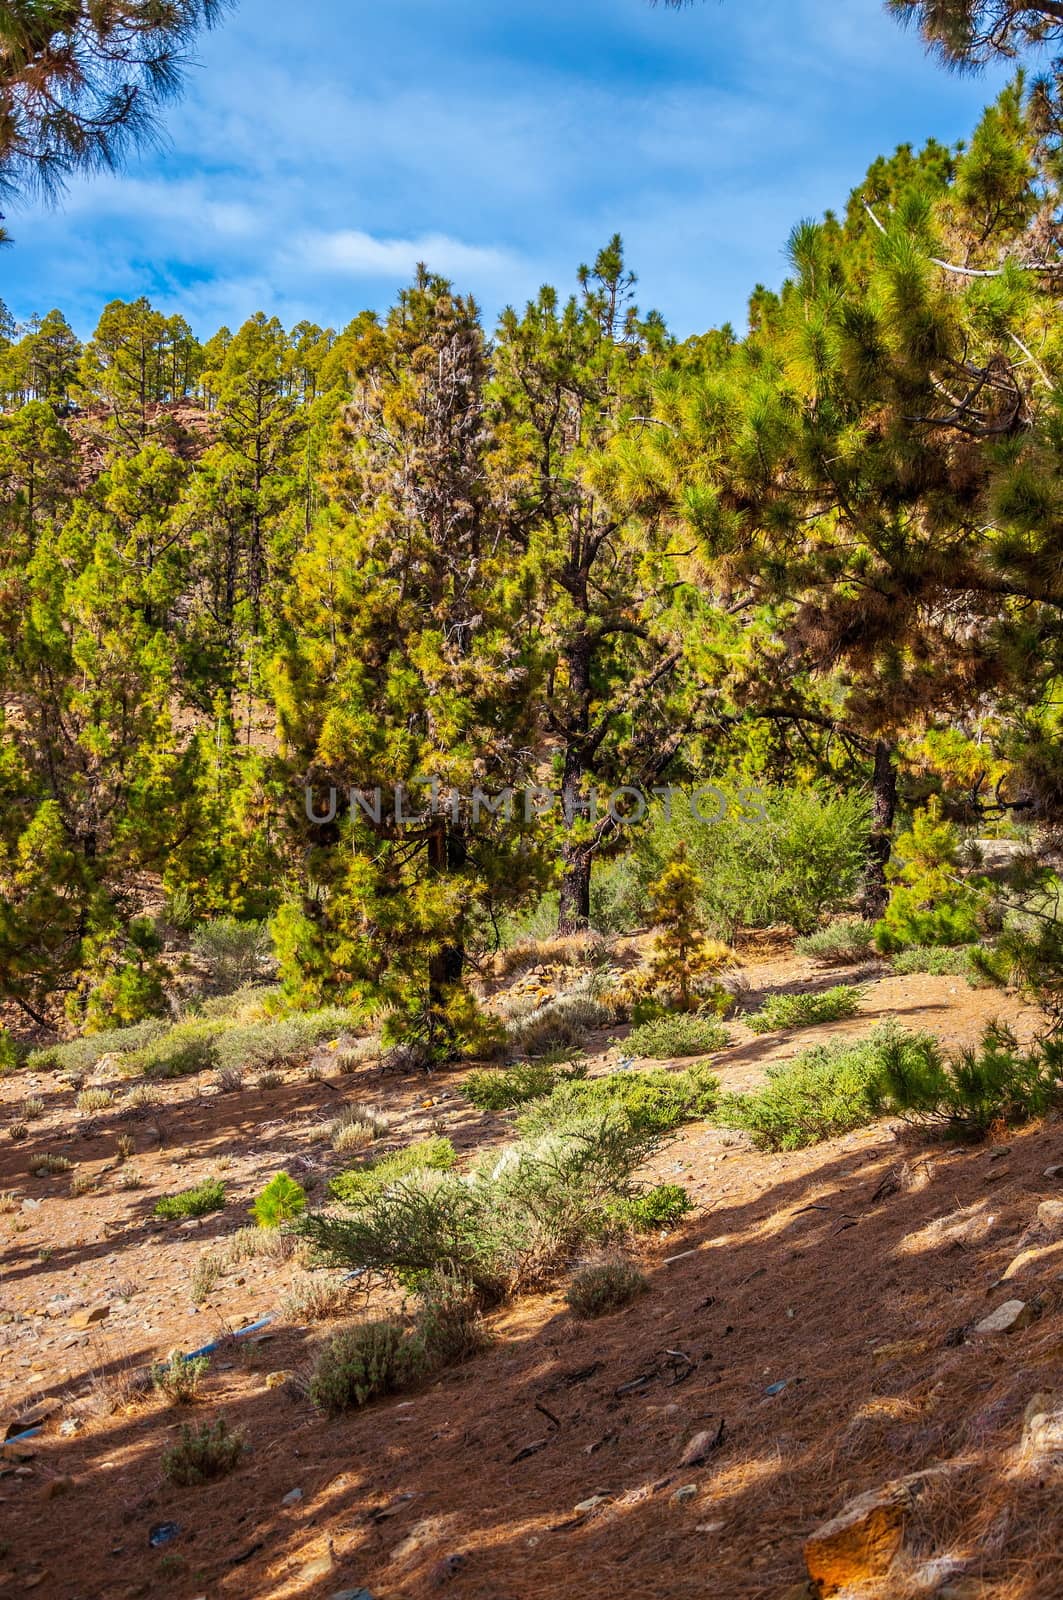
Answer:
804;1482;907;1594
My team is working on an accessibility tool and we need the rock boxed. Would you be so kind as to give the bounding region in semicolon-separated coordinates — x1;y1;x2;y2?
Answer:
573;1494;611;1514
696;1520;725;1534
282;1487;304;1506
678;1423;724;1466
671;1484;697;1503
58;1420;80;1437
1021;1392;1063;1459
68;1303;109;1329
429;1553;467;1585
1017;1200;1063;1249
299;1553;334;1583
999;1240;1063;1283
973;1299;1037;1336
1044;1166;1063;1180
872;1338;931;1362
329;1592;374;1600
804;1465;963;1595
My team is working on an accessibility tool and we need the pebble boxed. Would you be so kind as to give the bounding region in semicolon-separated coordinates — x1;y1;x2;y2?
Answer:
282;1487;304;1506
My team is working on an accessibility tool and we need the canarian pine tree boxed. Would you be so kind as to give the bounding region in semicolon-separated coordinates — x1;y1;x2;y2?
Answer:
273;269;542;1042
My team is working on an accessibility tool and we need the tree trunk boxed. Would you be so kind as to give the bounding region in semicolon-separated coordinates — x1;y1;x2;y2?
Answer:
557;844;592;933
861;739;897;919
427;821;466;1024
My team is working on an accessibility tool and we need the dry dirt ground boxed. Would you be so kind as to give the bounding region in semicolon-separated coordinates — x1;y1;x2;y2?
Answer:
1;952;1061;1600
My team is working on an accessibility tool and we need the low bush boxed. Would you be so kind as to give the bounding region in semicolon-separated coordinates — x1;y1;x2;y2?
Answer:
330;1106;388;1153
627;1012;731;1058
308;1319;417;1414
21;1096;44;1120
212;1007;355;1074
504;983;616;1059
463;1059;588;1112
31;1152;72;1175
329;1137;456;1207
190;918;273;993
152;1352;209;1404
890;944;983;978
496;932;608;976
305;1114;661;1300
161;1416;245;1485
746;984;863;1034
252;1172;307;1228
613;1182;692;1230
128;1021;223;1079
75;1087;114;1114
795;919;878;966
155;1178;226;1220
565;1257;648;1318
874;800;990;953
213;1066;244;1093
516;1064;719;1138
27;1018;168;1075
413;1267;491;1366
716;1024;938;1150
869;1021;1063;1139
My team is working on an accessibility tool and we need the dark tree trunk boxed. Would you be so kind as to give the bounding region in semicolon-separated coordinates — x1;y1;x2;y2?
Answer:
557;844;592;933
861;739;897;919
427;821;466;1023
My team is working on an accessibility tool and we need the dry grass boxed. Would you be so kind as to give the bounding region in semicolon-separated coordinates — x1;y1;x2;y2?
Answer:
496;932;608;977
330;1106;388;1152
281;1272;355;1322
76;1088;114;1114
31;1152;73;1176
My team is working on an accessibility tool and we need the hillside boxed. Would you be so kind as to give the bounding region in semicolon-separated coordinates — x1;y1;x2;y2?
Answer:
0;944;1058;1600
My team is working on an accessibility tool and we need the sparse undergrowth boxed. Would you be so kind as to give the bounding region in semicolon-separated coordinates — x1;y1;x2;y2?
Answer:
889;943;985;979
717;1024;936;1150
795;919;878;966
155;1178;226;1220
161;1416;245;1485
870;1021;1063;1139
515;1063;719;1138
626;1011;732;1058
746;984;863;1034
565;1256;649;1318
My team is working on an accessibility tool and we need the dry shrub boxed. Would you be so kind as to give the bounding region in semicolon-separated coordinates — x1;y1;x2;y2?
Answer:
496;932;608;977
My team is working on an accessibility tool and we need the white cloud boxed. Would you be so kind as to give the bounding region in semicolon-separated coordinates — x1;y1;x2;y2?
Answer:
294;228;517;281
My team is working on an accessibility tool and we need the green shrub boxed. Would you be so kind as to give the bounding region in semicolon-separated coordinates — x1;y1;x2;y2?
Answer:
614;1182;693;1230
627;1012;732;1058
26;1018;167;1075
874;799;990;953
0;1030;18;1075
565;1257;649;1318
890;943;982;978
599;785;871;938
307;1272;489;1416
152;1352;209;1404
329;1137;457;1207
252;1172;307;1228
746;984;863;1034
76;1087;114;1113
795;919;878;966
161;1417;245;1485
212;1007;355;1073
190;918;273;993
869;1022;1063;1139
516;1063;719;1138
155;1178;226;1220
717;1024;940;1150
413;1267;492;1366
304;1113;662;1300
308;1319;414;1414
129;1021;223;1079
463;1059;588;1111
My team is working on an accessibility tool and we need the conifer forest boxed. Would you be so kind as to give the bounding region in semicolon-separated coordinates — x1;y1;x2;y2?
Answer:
3;4;1063;1597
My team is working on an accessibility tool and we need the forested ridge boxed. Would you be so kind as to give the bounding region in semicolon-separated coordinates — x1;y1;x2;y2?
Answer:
2;76;1062;1050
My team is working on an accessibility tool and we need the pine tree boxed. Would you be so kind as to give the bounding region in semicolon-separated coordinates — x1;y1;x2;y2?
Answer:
274;270;542;1042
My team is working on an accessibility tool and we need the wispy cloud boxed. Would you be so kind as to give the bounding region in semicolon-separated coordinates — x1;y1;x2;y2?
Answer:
3;0;1011;340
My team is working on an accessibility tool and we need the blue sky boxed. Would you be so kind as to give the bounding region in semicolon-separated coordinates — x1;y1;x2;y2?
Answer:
0;0;1012;341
